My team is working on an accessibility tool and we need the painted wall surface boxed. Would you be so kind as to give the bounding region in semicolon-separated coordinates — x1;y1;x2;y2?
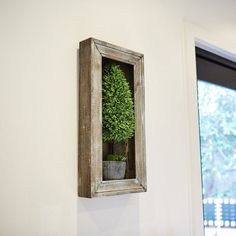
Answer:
1;1;236;236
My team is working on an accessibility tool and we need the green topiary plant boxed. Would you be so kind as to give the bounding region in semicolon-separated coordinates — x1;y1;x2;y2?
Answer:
102;63;135;159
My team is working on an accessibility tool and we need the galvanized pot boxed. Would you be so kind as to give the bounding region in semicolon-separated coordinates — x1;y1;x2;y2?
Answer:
103;161;126;180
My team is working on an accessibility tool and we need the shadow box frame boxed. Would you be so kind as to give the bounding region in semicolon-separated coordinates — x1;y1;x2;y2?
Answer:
78;38;146;198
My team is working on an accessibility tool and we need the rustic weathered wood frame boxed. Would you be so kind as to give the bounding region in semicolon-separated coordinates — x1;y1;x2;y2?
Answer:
78;38;146;198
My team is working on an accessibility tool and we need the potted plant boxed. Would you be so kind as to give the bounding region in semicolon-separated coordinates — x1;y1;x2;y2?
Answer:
102;63;135;180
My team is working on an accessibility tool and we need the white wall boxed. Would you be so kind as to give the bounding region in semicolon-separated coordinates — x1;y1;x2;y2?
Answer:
1;1;236;236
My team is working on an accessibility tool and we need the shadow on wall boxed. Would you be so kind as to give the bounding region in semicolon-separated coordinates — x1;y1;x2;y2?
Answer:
77;195;140;236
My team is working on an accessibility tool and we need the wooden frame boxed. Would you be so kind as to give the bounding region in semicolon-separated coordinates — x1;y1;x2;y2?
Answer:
78;38;146;198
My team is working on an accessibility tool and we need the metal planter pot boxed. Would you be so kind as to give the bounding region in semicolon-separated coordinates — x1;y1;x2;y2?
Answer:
103;161;126;180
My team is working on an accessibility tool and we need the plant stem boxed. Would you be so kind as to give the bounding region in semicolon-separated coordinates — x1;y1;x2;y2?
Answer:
124;139;129;178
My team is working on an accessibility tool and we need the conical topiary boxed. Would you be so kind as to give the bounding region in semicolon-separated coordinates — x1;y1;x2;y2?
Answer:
102;64;135;145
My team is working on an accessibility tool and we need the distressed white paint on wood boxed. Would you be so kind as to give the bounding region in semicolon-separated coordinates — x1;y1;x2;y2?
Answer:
78;38;146;198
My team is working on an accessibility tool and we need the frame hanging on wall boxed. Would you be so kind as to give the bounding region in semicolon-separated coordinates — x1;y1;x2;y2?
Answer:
78;38;146;198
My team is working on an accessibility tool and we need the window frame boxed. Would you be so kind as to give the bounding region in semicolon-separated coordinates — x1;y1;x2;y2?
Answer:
184;22;236;236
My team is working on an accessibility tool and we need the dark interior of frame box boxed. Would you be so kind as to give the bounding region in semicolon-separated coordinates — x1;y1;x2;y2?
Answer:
102;57;136;180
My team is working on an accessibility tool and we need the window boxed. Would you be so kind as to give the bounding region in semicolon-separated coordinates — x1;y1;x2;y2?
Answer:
196;47;236;236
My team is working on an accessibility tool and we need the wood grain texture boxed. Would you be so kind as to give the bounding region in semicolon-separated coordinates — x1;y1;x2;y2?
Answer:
78;38;146;198
78;38;92;197
91;41;103;197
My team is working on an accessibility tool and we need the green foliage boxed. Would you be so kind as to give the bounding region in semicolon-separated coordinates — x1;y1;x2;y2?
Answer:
102;64;135;143
198;81;236;198
104;154;127;162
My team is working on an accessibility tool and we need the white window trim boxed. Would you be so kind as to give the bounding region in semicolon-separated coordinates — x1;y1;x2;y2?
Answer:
183;22;236;236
